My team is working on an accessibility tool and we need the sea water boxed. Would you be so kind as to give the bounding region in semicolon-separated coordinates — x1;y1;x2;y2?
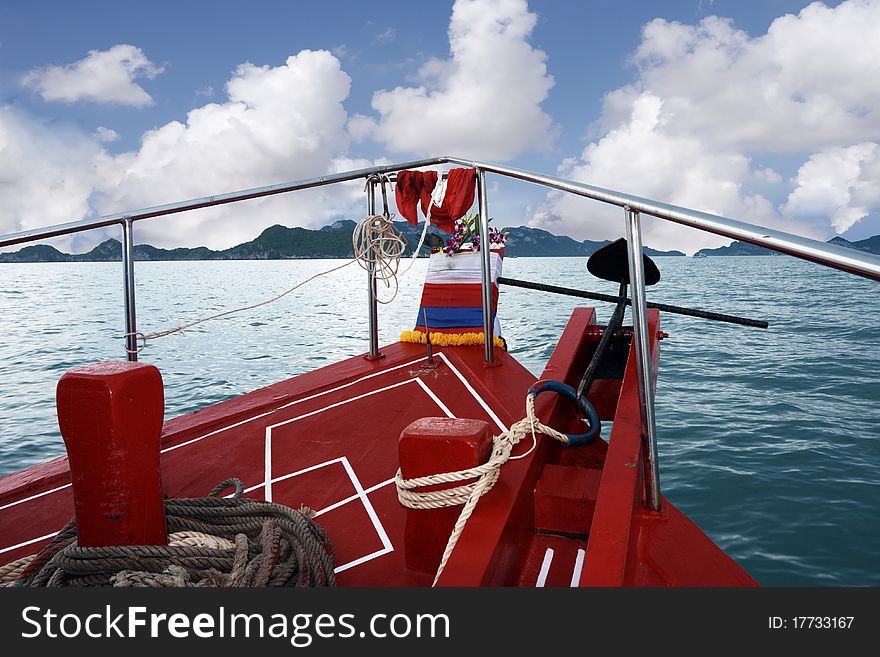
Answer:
0;256;877;586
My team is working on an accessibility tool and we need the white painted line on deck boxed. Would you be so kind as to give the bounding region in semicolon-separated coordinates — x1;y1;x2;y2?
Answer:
334;546;393;574
435;352;539;461
314;477;395;518
274;354;442;413
248;457;348;496
162;354;441;454
335;456;393;574
0;483;71;512
414;378;456;419
0;531;59;555
437;352;507;433
267;379;415;432
536;547;555;587
364;477;397;496
264;426;273;502
163;410;277;454
263;379;414;503
570;548;586;587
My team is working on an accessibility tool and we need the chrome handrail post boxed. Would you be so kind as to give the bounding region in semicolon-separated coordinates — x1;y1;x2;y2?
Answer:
624;207;662;511
121;219;138;362
476;168;494;364
366;178;380;359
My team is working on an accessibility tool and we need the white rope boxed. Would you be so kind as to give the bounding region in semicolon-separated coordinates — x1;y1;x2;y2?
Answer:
399;212;432;276
0;554;35;585
394;393;571;586
168;530;234;550
398;172;443;276
351;213;409;304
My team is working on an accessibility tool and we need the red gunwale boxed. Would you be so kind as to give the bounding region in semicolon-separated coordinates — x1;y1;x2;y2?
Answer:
0;307;756;587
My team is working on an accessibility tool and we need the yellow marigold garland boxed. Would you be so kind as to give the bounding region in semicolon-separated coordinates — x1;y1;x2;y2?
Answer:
400;330;506;349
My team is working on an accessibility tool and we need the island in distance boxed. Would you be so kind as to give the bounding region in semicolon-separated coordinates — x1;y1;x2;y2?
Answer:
0;221;685;262
694;234;880;257
2;220;876;263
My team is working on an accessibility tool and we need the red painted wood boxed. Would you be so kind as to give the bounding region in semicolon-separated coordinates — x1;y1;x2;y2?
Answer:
56;361;167;548
534;465;602;537
579;310;757;586
632;503;757;586
400;333;591;586
0;455;70;502
426;349;545;586
514;533;588;587
0;310;758;587
399;417;492;573
481;308;608;585
580;310;660;586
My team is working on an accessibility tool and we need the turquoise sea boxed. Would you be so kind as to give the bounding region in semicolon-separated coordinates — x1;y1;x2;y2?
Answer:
0;255;877;586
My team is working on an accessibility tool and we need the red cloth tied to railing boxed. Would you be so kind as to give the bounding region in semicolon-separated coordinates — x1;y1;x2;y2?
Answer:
395;168;476;234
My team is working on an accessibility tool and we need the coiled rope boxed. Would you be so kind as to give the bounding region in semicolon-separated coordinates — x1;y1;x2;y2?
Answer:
351;213;408;304
395;392;572;586
4;478;335;587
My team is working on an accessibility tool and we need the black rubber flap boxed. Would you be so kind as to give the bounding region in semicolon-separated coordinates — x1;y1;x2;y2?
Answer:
587;238;660;286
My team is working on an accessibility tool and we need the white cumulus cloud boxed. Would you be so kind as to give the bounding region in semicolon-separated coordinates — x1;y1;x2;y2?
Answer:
534;0;880;253
0;108;107;247
23;44;164;107
356;0;556;161
783;142;879;233
93;50;356;250
94;126;119;143
2;50;368;253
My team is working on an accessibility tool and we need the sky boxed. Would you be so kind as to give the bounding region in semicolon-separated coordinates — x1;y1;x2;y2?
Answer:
2;0;879;254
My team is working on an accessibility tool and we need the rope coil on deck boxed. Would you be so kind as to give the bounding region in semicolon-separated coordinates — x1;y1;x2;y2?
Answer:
3;478;335;588
395;393;572;586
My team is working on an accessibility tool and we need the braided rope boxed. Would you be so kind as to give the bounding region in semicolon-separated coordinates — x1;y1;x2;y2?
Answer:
0;554;35;584
167;531;234;550
395;393;571;585
6;479;335;588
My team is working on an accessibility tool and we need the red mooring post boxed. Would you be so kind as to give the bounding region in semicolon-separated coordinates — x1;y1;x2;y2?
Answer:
56;361;167;547
398;417;492;574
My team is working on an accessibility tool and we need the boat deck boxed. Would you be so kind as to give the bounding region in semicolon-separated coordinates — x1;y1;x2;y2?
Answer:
0;308;757;586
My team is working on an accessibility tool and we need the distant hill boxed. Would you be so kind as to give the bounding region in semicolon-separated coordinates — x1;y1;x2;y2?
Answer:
695;235;880;257
845;235;880;254
0;221;685;263
502;226;683;257
693;241;779;257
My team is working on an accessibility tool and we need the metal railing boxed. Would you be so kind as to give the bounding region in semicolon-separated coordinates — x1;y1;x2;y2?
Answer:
3;156;879;512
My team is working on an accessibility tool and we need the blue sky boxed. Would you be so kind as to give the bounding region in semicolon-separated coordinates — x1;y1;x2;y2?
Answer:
2;0;878;253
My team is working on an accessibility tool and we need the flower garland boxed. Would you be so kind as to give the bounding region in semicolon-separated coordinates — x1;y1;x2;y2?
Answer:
400;330;506;350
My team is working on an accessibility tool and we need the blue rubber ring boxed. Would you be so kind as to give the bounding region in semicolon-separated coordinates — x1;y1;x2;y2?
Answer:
526;380;601;446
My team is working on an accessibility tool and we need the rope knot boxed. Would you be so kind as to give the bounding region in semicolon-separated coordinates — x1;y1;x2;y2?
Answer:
394;391;573;585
